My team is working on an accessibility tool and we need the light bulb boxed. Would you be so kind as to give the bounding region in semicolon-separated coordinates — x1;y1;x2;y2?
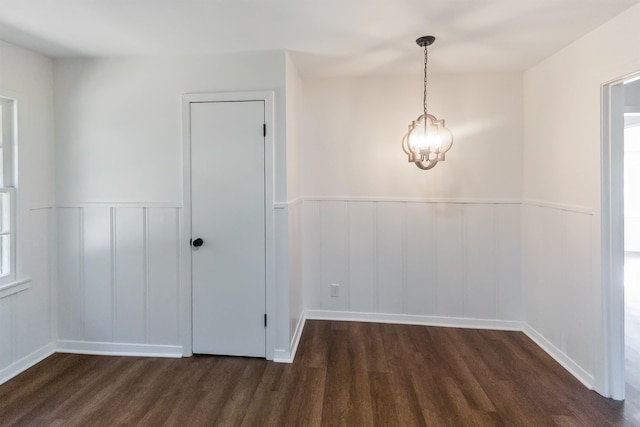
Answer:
426;132;442;150
409;129;426;151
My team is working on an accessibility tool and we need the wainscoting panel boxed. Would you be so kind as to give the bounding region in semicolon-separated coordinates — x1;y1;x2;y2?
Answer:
114;209;145;343
562;211;593;372
496;204;522;320
302;201;321;311
274;205;290;352
464;204;497;319
288;200;303;348
522;203;594;378
435;203;465;317
147;208;180;346
406;202;437;315
348;202;376;313
377;203;405;314
57;208;82;340
0;292;12;368
319;201;349;311
0;207;56;385
523;206;563;347
83;208;113;342
15;208;53;356
303;200;522;322
57;206;181;349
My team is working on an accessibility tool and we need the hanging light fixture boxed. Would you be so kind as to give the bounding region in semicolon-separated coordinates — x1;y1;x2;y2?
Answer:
402;36;453;170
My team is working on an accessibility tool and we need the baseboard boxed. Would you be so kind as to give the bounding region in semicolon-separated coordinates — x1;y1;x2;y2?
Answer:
0;342;56;386
273;313;307;363
290;313;306;361
56;340;183;358
522;324;594;390
305;310;523;331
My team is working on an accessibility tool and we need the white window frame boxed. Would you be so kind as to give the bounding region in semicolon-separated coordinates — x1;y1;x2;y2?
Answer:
0;188;16;282
0;96;18;289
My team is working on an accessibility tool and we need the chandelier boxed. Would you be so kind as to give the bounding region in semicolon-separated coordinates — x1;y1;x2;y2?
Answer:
401;36;453;170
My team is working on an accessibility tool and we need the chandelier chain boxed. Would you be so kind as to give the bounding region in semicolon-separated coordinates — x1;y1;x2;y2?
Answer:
423;45;428;115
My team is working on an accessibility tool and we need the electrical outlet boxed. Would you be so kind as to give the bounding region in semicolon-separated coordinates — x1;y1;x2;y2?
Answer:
330;283;340;298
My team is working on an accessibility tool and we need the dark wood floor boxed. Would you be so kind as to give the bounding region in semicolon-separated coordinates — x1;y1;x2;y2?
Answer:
0;320;636;426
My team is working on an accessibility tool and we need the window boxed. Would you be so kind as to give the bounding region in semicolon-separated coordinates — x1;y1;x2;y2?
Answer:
0;97;16;284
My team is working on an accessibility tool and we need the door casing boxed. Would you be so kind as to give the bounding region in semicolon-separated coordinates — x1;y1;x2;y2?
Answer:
181;91;275;359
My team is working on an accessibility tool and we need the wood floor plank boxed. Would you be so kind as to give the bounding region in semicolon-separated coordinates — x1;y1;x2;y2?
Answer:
431;327;497;413
0;320;636;426
380;326;427;426
14;356;129;426
320;327;351;425
368;371;400;426
224;359;268;425
299;320;330;369
0;354;102;425
113;358;186;425
182;357;248;425
344;323;375;426
61;359;148;426
363;323;389;373
240;363;291;426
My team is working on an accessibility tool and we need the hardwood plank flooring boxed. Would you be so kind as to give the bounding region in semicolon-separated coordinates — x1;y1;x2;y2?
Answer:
0;321;635;426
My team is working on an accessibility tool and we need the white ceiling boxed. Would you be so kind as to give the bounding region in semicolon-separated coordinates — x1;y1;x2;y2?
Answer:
0;0;638;76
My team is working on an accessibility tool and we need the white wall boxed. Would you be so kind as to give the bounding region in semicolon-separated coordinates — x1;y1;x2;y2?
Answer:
301;73;523;199
285;52;302;202
54;52;288;203
53;52;293;357
299;73;524;325
0;40;56;383
523;2;640;395
285;53;303;356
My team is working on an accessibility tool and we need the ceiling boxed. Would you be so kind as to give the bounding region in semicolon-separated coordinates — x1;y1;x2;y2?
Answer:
0;0;638;77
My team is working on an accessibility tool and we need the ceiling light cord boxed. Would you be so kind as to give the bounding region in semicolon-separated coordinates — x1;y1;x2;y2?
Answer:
423;44;428;116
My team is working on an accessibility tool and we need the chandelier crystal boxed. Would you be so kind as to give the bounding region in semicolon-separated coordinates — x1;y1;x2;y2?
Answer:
402;36;453;170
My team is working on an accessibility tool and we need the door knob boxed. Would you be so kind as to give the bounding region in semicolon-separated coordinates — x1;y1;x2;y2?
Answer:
191;238;204;247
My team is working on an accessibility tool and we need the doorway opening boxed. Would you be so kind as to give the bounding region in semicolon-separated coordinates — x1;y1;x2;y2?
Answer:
603;71;640;400
624;80;640;404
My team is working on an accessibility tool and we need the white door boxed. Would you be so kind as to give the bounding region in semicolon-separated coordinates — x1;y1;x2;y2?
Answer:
191;100;266;357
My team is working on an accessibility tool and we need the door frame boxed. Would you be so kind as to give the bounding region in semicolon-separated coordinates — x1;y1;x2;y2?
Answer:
601;76;627;400
602;71;640;399
181;91;275;359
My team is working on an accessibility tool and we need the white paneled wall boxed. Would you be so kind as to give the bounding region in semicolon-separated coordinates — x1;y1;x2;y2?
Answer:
0;38;56;384
274;206;289;356
303;200;522;325
57;206;182;355
18;209;55;355
288;200;303;346
0;208;56;384
522;203;594;386
272;200;305;362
